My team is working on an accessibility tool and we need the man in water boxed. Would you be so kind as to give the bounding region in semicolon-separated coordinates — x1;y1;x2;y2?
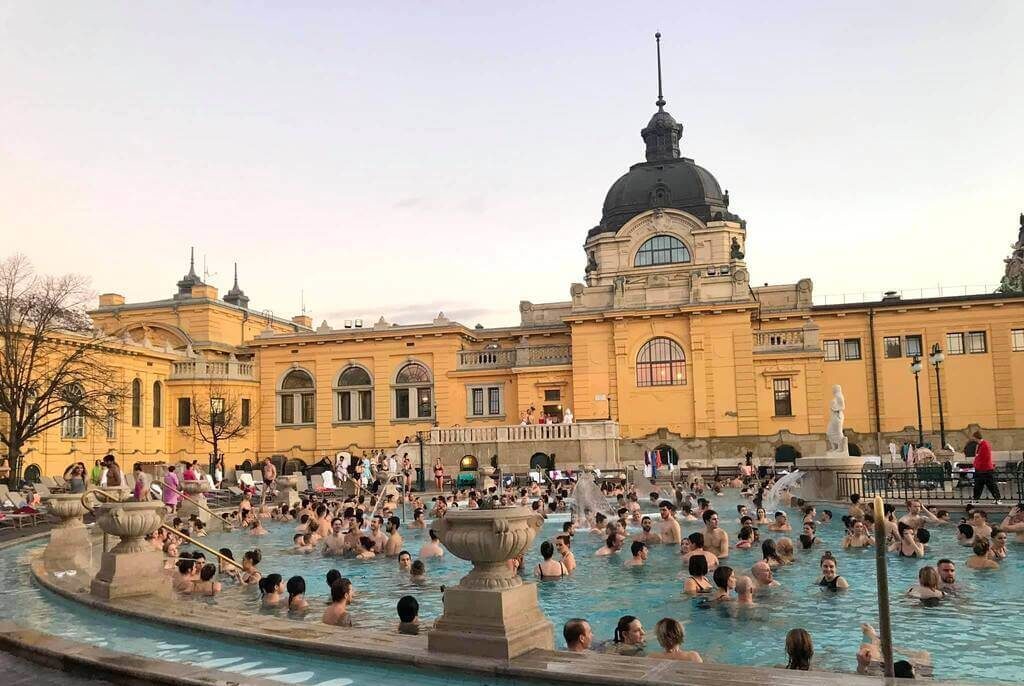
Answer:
419;529;444;558
657;501;682;545
595;534;623;556
970;510;993;540
849;493;865;520
768;511;792;532
936;559;960;595
369;516;388;553
735;575;756;605
397;550;412;571
634;516;663;544
563;618;593;653
842;520;874;549
323;518;348;555
624;541;648;567
751;560;780;590
322;578;354;626
998;504;1024;542
384;516;403;557
899;499;940;529
703;510;730;558
555;535;576;573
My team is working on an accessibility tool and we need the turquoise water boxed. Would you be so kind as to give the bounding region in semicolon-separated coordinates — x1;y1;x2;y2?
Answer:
2;494;1021;683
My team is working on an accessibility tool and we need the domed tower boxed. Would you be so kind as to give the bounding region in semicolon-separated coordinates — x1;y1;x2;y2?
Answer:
574;34;750;312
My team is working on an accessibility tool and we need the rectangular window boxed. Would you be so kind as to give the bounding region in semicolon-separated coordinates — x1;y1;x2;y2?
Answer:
1012;329;1024;352
823;339;841;362
339;391;352;421
773;379;793;417
905;335;923;358
300;393;315;423
210;397;225;426
281;395;294;424
241;398;251;427
358;390;373;420
395;388;410;419
967;331;987;354
417;387;432;418
471;388;485;416
105;411;117;439
468;385;503;417
843;338;862;361
946;332;964;355
177;398;191;427
883;336;902;359
61;410;85;439
488;387;501;415
544;389;561;402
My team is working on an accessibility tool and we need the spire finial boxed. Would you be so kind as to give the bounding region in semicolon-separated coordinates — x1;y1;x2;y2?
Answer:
187;247;198;278
233;262;239;288
655;32;665;111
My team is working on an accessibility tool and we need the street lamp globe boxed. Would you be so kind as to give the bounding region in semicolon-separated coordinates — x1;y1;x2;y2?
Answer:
910;356;922;374
929;343;944;366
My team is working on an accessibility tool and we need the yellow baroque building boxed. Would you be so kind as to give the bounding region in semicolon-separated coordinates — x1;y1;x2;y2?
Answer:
16;98;1024;479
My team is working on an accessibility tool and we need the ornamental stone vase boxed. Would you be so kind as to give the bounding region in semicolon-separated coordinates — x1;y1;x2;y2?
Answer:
427;506;554;660
42;494;92;572
90;501;169;600
179;478;211;524
276;474;301;509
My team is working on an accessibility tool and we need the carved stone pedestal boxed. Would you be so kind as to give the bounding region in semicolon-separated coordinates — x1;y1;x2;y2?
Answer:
276;474;301;509
795;455;867;502
43;494;92;572
89;501;168;600
180;479;211;524
427;506;553;661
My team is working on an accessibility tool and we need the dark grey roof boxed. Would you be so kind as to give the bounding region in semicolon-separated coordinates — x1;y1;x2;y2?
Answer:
811;291;1024;312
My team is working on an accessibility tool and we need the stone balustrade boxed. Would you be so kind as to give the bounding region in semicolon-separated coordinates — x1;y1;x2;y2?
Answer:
169;359;256;380
753;326;821;354
430;420;618;445
456;344;571;370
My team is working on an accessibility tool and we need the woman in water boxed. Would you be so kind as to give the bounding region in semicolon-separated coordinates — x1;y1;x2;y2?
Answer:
762;539;783;568
990;529;1009;560
286;576;309;612
535;540;569;579
650;618;702;663
191;564;222;597
776;537;795;564
711;565;735;601
890;523;925;558
966;538;1000;570
683;554;713;595
785;628;814;671
240;549;263;585
843;520;874;549
606;615;646;656
218;548;240;581
815;553;849;590
736;525;755;550
754;507;770;525
907;566;944;600
259;574;284;607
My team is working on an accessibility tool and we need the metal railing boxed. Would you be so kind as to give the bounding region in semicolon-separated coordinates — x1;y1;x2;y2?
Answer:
836;465;1024;504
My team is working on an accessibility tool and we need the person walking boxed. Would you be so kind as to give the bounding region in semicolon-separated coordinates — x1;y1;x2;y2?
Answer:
971;430;1001;503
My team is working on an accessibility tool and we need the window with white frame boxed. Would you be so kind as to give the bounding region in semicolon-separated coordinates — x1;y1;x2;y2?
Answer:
883;336;902;359
105;410;117;440
946;332;964;355
279;369;315;425
468;384;503;417
823;339;841;361
966;331;987;354
904;335;923;358
634;235;691;267
843;338;862;361
394;362;433;420
61;383;86;439
335;366;373;422
1012;329;1024;353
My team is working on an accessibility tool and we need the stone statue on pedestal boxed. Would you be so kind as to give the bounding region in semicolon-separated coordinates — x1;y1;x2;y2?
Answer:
825;385;849;455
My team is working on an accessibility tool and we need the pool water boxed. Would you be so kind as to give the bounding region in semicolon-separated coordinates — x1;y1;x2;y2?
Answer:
1;494;1020;683
195;496;1021;682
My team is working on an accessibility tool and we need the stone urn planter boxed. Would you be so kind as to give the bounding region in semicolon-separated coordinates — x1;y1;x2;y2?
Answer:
428;506;553;660
42;494;92;571
90;501;168;600
179;479;212;524
276;474;301;508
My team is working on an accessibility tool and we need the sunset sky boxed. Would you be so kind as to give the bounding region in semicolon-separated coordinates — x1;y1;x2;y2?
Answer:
2;2;1022;327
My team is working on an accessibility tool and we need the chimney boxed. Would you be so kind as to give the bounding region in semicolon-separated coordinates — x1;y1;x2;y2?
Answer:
292;315;312;329
190;284;219;299
98;293;125;307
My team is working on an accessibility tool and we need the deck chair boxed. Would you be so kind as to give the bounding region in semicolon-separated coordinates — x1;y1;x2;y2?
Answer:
296;474;309;493
33;482;52;498
322;471;338;490
310;474;325;491
41;475;64;492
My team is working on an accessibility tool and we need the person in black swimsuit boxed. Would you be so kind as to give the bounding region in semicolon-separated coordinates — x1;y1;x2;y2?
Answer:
816;552;849;590
535;540;568;580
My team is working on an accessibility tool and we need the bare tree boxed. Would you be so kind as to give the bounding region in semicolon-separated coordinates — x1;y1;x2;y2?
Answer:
0;256;127;487
178;381;251;474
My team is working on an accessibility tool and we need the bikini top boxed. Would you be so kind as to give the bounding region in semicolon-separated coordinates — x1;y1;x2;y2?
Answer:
536;562;567;580
689;576;712;593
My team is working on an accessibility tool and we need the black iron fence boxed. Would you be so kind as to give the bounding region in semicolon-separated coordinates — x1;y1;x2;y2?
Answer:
836;464;1024;504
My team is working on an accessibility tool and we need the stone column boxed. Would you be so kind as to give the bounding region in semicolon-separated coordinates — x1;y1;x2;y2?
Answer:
90;501;168;600
276;474;301;509
42;494;92;572
180;479;211;524
428;506;553;660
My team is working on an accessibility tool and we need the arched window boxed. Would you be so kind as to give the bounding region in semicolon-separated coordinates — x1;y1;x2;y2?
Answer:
131;378;142;427
279;369;315;425
334;365;373;422
394;362;433;420
152;381;162;428
61;383;86;439
635;235;691;267
636;338;687;386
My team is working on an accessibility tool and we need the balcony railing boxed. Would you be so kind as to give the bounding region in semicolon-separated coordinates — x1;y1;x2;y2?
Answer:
430;420;618;445
457;344;572;370
169;359;256;381
753;328;820;354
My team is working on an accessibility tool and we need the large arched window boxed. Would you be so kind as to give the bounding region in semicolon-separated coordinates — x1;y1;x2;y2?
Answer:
279;369;315;425
61;383;86;439
635;235;691;267
152;381;162;428
131;378;142;427
636;338;687;386
394;362;433;420
335;365;373;422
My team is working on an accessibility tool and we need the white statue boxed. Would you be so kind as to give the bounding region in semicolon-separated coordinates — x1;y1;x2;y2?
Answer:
562;408;574;424
825;384;848;455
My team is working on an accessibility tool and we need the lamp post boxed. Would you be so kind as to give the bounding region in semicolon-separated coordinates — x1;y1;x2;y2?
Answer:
910;355;924;447
929;343;947;448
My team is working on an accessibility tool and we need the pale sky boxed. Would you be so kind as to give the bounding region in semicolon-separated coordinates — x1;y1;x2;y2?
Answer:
2;2;1022;327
